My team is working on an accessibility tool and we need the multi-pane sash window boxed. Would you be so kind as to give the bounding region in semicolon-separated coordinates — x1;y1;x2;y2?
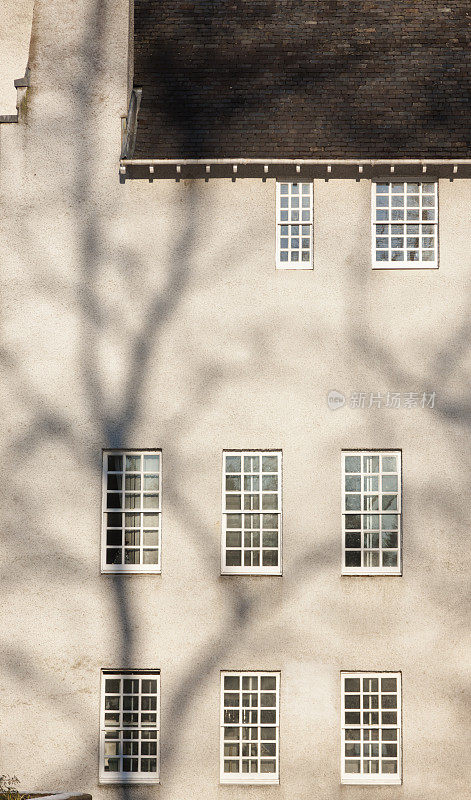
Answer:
341;672;402;785
373;181;438;268
99;671;160;784
102;450;161;573
222;451;282;575
276;182;313;268
342;451;401;575
220;671;280;784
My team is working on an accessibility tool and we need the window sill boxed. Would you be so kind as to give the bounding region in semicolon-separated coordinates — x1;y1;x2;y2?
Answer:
341;777;401;786
101;567;162;575
220;777;279;785
276;263;313;270
221;569;282;576
99;777;160;785
341;568;401;577
372;262;437;270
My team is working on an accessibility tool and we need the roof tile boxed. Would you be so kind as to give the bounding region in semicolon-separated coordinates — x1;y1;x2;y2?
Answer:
133;0;471;158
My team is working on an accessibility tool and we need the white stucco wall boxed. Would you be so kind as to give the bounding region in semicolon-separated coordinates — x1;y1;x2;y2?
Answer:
0;1;34;114
0;2;470;800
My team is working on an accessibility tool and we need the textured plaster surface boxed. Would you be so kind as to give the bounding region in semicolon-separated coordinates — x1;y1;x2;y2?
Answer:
0;0;34;113
0;2;470;800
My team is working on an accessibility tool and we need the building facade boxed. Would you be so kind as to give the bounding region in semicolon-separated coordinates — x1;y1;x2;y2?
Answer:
0;1;470;799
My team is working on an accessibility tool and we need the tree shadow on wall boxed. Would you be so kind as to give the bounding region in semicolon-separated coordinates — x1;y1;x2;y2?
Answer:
0;1;470;799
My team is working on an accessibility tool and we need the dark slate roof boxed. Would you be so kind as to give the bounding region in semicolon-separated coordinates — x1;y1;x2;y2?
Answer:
132;0;471;159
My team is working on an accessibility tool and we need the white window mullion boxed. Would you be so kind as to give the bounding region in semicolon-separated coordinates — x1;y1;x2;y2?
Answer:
221;671;280;785
342;451;401;575
276;182;313;269
373;180;438;269
341;672;401;786
100;671;160;784
102;450;162;574
222;451;282;575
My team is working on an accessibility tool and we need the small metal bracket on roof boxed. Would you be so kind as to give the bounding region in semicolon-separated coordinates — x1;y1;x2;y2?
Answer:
233;165;238;173
264;165;269;173
14;67;30;88
149;165;154;174
119;164;126;175
358;165;363;174
390;165;395;173
296;165;301;173
422;165;427;173
206;165;211;173
176;165;181;173
327;165;332;173
453;165;458;173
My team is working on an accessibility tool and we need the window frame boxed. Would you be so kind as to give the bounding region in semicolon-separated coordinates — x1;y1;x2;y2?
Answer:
340;671;402;786
221;450;282;576
99;670;161;784
371;179;439;269
220;670;280;785
276;181;313;270
341;450;402;576
101;449;162;574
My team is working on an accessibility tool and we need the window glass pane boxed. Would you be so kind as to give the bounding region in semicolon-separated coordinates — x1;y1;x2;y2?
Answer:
144;475;159;490
106;549;121;564
143;454;159;471
382;475;397;491
262;456;278;472
108;454;122;471
226;551;242;566
262;551;278;566
107;474;122;490
143;550;159;564
345;551;361;567
226;455;241;472
345;694;360;708
344;678;360;692
345;456;361;473
345;515;360;529
345;761;361;773
105;679;120;693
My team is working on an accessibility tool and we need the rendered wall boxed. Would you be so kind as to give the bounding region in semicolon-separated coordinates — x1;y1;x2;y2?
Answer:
0;0;34;114
0;2;469;800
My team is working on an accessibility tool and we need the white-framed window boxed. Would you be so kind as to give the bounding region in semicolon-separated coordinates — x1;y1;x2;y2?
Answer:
101;450;161;573
220;671;280;784
276;181;313;269
222;451;282;575
342;451;401;575
372;180;438;268
99;671;160;784
341;672;402;785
